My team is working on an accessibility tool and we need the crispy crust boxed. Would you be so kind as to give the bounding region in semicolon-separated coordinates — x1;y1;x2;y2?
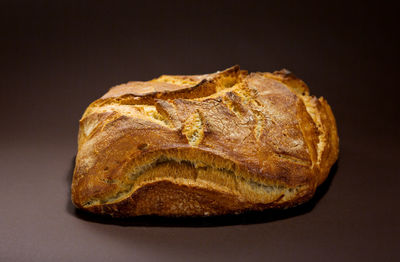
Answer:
71;66;339;217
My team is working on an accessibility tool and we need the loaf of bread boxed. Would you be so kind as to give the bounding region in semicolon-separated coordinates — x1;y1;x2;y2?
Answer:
71;66;339;217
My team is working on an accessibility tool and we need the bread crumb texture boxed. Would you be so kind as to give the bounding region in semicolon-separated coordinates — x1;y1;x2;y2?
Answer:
72;66;339;217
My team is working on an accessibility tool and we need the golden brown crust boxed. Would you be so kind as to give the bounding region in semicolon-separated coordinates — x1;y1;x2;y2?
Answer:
71;66;339;217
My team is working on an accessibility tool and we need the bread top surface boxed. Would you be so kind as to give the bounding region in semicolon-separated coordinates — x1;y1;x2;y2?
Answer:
71;66;339;214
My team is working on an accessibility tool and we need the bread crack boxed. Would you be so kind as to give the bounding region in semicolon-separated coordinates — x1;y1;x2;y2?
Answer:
182;111;204;146
82;157;303;207
251;109;264;141
222;91;246;118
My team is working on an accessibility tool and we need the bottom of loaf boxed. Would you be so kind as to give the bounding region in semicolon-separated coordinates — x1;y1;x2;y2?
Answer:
78;159;314;217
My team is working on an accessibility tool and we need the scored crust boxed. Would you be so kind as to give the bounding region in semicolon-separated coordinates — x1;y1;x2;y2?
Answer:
71;66;339;217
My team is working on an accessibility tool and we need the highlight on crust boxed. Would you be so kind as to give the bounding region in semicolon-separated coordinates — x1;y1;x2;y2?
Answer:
71;65;339;217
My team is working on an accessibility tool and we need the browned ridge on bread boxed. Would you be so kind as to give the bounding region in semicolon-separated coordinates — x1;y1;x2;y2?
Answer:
71;66;339;217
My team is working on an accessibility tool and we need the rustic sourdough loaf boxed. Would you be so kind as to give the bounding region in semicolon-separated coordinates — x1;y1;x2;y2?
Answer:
71;66;339;217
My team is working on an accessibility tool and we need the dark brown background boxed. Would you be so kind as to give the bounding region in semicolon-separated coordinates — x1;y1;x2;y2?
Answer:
1;1;399;261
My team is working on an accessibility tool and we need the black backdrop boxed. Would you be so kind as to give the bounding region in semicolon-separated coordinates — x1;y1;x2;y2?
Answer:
1;1;399;261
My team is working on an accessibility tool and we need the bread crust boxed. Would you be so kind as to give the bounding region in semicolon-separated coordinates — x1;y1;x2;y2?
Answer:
71;66;339;217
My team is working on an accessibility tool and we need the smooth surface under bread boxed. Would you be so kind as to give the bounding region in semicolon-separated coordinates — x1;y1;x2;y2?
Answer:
71;66;339;217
